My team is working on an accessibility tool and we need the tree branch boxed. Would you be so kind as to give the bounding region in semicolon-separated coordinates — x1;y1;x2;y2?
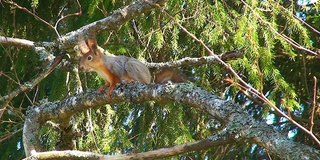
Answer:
1;0;167;51
146;49;244;69
59;0;167;50
0;52;64;103
24;138;235;160
0;36;56;50
0;36;35;48
23;83;320;159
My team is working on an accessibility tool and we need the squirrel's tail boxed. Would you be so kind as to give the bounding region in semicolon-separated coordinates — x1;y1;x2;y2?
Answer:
154;69;186;84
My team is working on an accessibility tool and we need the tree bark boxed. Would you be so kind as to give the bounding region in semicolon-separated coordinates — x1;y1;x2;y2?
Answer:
23;82;320;159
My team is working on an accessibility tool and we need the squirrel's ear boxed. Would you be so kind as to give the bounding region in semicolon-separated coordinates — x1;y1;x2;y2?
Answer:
77;39;90;55
87;37;103;56
87;33;97;49
87;36;99;50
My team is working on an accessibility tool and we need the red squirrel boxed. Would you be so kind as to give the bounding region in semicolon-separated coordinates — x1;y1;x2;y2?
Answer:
78;38;185;97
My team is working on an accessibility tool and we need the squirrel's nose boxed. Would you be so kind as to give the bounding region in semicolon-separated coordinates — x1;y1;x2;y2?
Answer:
80;64;85;70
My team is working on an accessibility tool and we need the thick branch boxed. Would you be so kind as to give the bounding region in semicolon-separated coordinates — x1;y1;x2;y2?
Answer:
1;0;167;51
59;0;167;49
23;83;320;159
0;36;57;53
0;36;35;48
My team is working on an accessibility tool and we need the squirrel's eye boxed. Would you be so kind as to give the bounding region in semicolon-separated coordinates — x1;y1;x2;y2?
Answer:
87;55;92;61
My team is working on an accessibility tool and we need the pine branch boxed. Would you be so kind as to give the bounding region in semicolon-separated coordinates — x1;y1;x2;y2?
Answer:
240;0;319;56
0;52;64;103
153;3;320;146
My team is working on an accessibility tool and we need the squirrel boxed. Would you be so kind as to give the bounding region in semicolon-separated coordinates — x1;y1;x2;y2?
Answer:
78;38;185;97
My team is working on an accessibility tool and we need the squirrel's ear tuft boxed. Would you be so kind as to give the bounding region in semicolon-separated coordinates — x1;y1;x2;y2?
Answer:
87;33;97;49
87;38;97;50
87;36;103;56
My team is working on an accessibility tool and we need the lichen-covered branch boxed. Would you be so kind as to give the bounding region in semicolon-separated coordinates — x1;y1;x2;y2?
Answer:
146;49;244;69
23;82;320;159
0;48;242;108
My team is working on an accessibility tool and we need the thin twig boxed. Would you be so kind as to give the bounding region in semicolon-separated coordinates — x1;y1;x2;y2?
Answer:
294;14;320;35
0;128;23;143
3;0;54;30
0;71;19;85
54;0;82;37
145;51;244;69
1;119;23;125
0;52;64;103
310;76;317;132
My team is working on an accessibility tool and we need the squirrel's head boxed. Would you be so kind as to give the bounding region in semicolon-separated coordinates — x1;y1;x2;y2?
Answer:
78;38;103;72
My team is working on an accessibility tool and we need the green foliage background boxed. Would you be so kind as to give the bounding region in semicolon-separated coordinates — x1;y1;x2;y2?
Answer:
0;0;319;159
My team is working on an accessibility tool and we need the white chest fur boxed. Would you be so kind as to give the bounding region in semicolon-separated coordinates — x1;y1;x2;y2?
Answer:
95;68;111;83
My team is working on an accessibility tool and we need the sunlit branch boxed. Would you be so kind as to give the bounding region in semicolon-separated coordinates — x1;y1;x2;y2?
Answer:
0;36;56;50
0;36;35;48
